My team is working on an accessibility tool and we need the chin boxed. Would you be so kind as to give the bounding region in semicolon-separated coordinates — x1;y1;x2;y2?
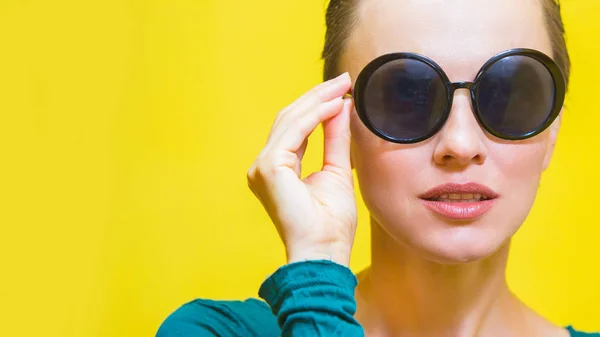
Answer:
437;225;512;263
383;218;516;265
419;240;506;265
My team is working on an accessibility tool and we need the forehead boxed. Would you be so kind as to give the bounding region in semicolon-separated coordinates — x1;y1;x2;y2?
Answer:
343;0;552;80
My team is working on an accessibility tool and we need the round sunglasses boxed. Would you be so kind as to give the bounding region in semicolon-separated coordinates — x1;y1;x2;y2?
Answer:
348;48;566;144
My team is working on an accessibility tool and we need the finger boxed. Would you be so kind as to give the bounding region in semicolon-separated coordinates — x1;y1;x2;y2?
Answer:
293;138;308;177
267;74;345;141
294;72;351;110
270;97;345;154
322;97;353;171
267;73;351;143
278;72;350;125
271;77;351;144
296;138;309;162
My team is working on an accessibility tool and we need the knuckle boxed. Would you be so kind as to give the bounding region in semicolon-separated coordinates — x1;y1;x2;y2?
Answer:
315;79;333;92
248;152;270;183
306;94;321;107
254;154;275;178
307;82;326;96
272;109;287;126
298;115;321;134
315;89;329;102
246;165;256;185
324;164;352;180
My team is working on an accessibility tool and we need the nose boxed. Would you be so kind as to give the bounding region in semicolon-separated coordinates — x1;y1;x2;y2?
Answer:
433;90;487;167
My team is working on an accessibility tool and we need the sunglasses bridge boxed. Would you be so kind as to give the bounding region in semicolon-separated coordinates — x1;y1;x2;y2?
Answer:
450;81;474;91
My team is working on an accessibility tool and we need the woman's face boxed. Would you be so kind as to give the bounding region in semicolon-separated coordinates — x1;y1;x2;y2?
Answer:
342;0;561;263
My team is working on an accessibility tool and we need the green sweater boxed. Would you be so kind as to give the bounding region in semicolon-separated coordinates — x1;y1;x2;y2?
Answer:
157;260;598;337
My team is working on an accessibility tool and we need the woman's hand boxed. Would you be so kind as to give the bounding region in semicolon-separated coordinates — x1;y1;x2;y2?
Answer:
247;73;357;267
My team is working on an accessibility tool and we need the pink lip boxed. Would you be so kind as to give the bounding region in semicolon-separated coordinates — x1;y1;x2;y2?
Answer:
419;183;499;221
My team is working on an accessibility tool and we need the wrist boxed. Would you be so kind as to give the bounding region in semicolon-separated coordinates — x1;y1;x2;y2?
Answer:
286;242;351;267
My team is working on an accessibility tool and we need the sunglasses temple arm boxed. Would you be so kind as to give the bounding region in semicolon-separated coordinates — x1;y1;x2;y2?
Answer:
344;87;354;99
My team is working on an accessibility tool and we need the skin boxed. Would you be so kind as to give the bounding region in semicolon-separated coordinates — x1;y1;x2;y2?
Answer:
247;0;566;336
344;0;558;266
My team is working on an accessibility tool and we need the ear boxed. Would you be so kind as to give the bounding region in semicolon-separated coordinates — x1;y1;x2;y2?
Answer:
542;110;562;171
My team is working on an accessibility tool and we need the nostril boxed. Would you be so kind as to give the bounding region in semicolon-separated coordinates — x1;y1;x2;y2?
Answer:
439;153;485;165
473;154;484;164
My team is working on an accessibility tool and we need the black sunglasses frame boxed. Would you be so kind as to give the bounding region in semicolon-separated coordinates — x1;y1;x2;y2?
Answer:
349;48;566;144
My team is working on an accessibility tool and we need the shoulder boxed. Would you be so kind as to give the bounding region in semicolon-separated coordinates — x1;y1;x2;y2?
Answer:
156;298;280;337
567;326;600;337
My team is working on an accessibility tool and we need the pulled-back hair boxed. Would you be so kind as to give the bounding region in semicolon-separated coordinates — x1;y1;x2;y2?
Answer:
322;0;571;89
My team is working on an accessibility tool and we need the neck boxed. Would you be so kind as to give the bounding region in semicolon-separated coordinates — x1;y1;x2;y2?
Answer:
356;217;526;337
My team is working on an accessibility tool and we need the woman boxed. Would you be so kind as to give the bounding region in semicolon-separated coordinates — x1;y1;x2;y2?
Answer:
157;0;598;336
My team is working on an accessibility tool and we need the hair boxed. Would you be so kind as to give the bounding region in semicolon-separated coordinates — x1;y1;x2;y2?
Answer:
321;0;571;89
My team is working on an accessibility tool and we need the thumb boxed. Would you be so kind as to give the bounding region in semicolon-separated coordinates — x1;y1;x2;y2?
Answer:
322;97;353;172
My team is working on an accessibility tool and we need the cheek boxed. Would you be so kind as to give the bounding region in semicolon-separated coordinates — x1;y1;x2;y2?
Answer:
352;149;424;228
482;138;551;231
350;114;429;216
350;113;416;186
488;140;548;188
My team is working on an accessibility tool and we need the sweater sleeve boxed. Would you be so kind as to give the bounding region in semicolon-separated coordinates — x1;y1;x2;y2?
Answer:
258;260;365;337
567;326;600;336
155;298;279;337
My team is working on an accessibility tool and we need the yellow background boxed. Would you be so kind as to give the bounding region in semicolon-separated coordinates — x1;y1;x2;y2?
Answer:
0;1;598;336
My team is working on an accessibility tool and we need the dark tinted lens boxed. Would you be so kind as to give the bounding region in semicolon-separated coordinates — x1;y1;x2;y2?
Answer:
363;58;447;141
476;55;555;137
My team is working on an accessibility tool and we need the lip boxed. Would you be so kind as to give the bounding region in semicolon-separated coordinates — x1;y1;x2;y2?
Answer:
419;183;499;220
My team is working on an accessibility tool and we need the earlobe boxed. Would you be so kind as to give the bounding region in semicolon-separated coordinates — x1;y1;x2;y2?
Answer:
542;111;562;171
